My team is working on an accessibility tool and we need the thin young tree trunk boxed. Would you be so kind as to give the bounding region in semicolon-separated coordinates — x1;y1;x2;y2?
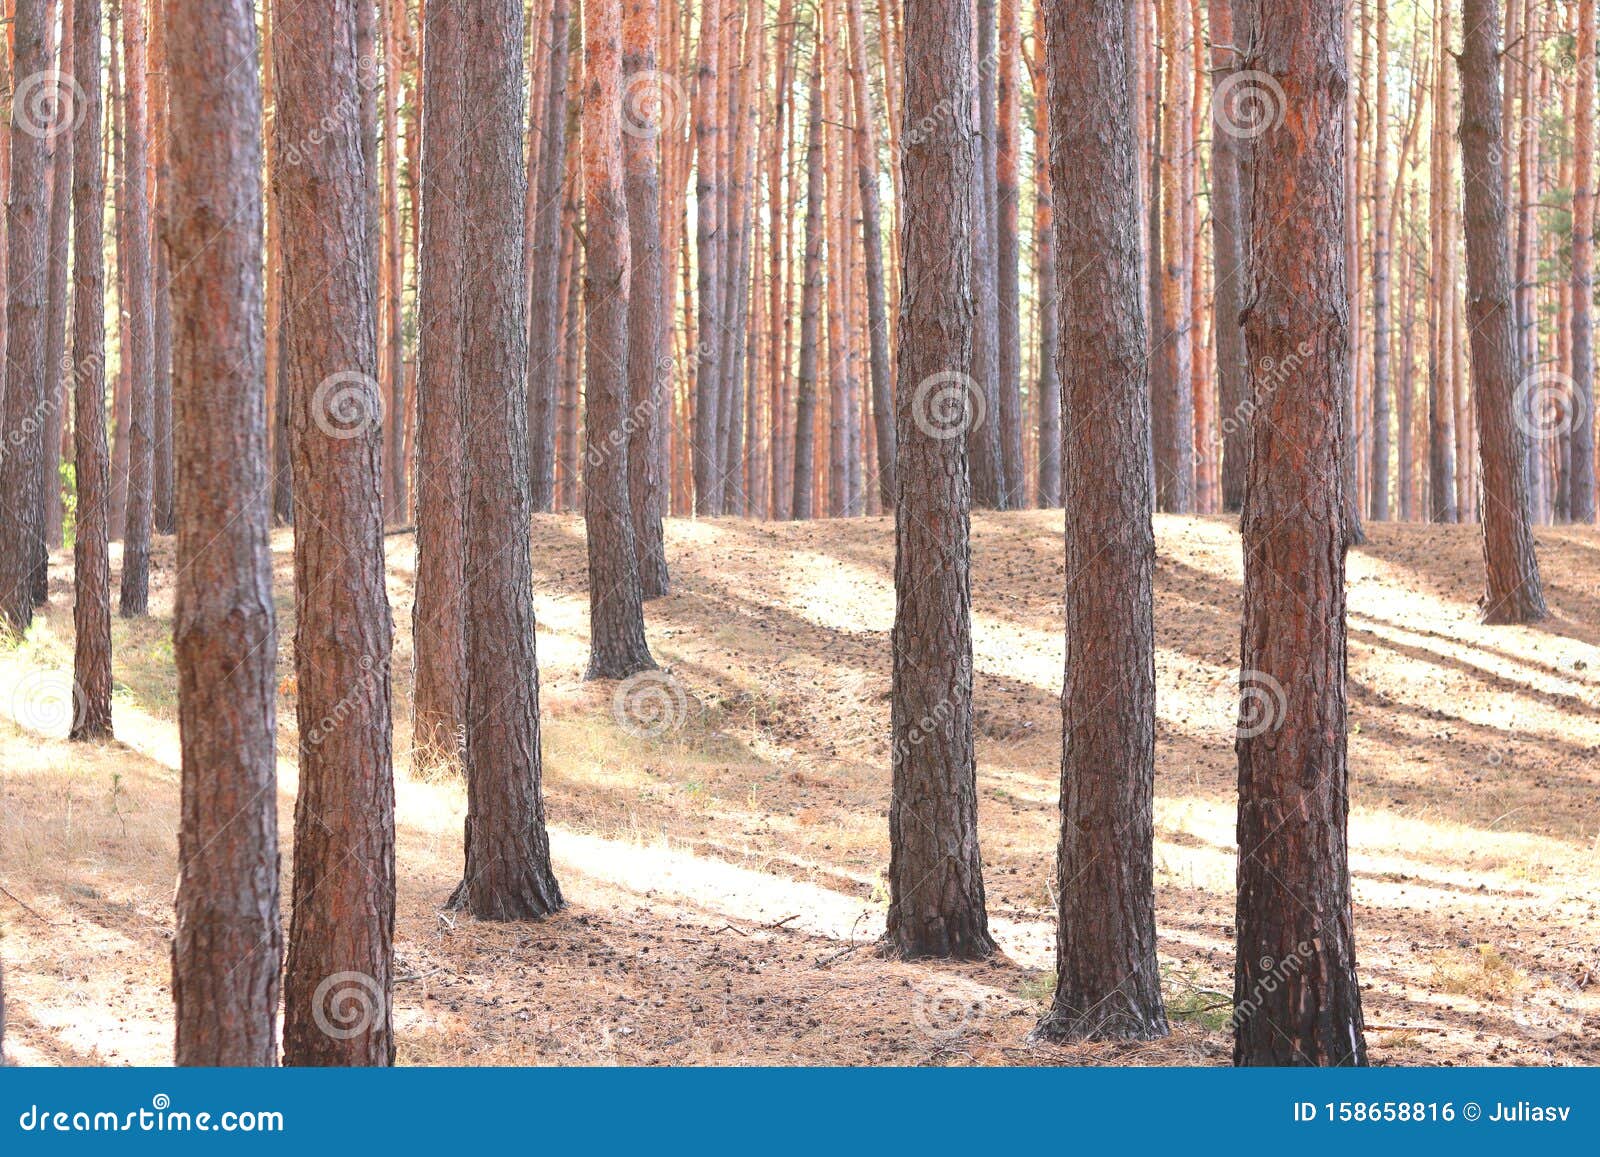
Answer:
623;0;669;596
449;0;565;920
149;0;174;537
70;0;113;741
692;0;724;514
1210;0;1249;515
1038;0;1167;1041
382;0;407;523
528;0;572;511
166;0;281;1064
1153;0;1193;513
1571;0;1597;522
1398;180;1419;521
277;0;396;1067
885;0;994;962
0;0;54;631
994;0;1023;505
969;0;1003;511
1459;0;1548;622
1369;0;1392;520
1031;8;1060;509
411;0;468;769
847;0;895;509
40;0;74;568
1428;0;1457;522
1234;0;1368;1067
584;0;656;679
790;52;824;521
116;0;155;617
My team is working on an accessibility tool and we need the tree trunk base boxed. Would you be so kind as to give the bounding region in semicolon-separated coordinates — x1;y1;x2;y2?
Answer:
877;920;997;963
1480;590;1549;625
446;874;564;922
1033;1002;1170;1044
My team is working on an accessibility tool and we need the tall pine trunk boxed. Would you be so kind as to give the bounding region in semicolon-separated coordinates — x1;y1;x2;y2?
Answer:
1458;0;1548;623
70;0;113;741
1210;0;1249;515
1032;2;1060;509
528;0;572;511
449;0;565;921
789;53;824;521
1234;0;1368;1067
277;0;396;1067
167;0;281;1064
1038;0;1167;1042
1571;0;1597;522
885;0;994;962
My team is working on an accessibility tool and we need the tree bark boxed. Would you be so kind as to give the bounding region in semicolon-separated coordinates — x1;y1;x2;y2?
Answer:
70;0;113;741
1572;0;1597;522
411;0;469;769
117;0;156;617
166;0;281;1064
692;0;725;514
277;0;396;1067
994;0;1023;506
1037;0;1167;1042
149;0;174;538
789;52;824;522
1369;0;1393;521
1458;0;1548;623
1234;0;1367;1067
1428;0;1457;523
623;0;670;596
1031;6;1060;510
449;0;565;921
528;0;572;511
885;0;994;962
0;0;53;632
1211;0;1249;514
41;0;74;571
969;0;1003;511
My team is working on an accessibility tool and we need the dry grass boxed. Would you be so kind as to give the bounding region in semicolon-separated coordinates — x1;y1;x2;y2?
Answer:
1;512;1597;1066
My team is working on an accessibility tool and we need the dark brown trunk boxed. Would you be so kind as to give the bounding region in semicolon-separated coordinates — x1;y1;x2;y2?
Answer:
1037;0;1167;1041
411;0;469;769
1234;0;1367;1067
885;0;994;962
1458;0;1548;622
623;0;669;597
449;0;565;921
583;0;656;679
528;0;572;511
166;0;282;1064
0;0;53;631
277;0;396;1067
70;0;113;741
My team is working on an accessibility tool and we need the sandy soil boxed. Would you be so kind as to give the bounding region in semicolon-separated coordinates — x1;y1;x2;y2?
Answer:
1;512;1596;1066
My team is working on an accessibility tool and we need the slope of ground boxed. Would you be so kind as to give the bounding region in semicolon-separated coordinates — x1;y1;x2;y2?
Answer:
1;512;1596;1066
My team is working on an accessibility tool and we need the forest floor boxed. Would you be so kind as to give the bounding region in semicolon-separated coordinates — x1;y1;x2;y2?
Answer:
1;512;1597;1066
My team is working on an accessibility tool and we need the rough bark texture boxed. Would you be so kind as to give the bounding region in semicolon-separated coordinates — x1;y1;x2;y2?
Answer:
1036;0;1167;1043
411;0;468;768
1211;0;1249;514
1572;0;1597;522
165;0;281;1065
623;0;669;597
149;3;174;537
1152;0;1193;514
583;0;656;680
0;0;52;632
528;0;572;511
1234;0;1367;1067
789;54;824;522
70;0;114;741
1458;0;1548;623
449;0;565;921
117;0;156;617
276;0;396;1067
40;0;74;579
884;0;995;962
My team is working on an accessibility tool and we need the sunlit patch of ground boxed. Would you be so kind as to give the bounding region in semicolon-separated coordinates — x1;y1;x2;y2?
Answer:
1;513;1596;1065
